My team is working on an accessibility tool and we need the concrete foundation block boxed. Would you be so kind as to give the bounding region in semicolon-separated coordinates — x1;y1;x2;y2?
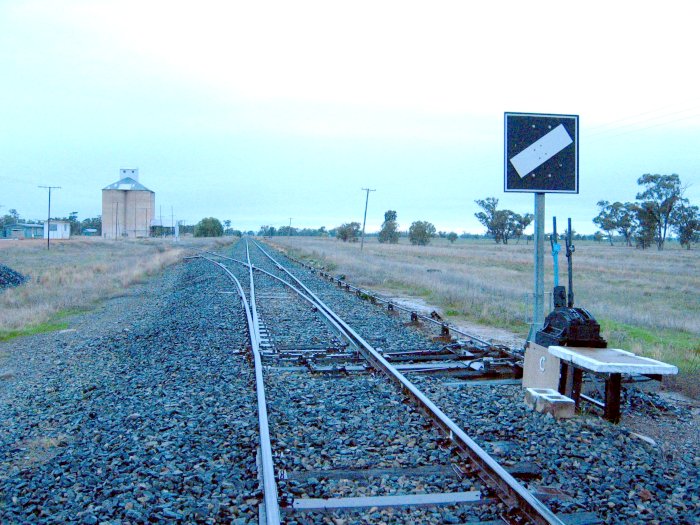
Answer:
524;387;554;409
524;387;576;419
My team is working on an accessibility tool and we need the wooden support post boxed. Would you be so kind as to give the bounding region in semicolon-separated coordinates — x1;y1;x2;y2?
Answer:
604;373;622;423
558;362;567;395
558;362;572;397
571;368;583;407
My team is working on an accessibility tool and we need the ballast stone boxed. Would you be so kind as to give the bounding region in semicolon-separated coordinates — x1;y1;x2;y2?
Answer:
524;387;575;419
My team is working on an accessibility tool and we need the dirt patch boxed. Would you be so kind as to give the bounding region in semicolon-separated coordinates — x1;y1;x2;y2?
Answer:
623;394;700;467
9;434;73;470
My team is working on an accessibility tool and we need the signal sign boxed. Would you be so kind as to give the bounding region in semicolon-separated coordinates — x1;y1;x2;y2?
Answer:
504;112;579;193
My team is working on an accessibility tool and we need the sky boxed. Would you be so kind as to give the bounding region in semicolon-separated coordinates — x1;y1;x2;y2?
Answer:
1;0;699;234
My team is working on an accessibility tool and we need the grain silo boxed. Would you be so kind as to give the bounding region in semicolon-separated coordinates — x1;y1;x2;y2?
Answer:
102;169;155;239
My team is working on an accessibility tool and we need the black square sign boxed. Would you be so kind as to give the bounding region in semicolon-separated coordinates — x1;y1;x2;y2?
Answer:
504;112;579;193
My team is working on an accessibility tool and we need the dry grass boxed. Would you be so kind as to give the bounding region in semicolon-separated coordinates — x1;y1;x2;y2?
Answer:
0;237;234;338
270;237;700;385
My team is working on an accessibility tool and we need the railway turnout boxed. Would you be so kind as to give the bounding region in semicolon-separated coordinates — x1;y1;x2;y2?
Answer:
194;239;596;525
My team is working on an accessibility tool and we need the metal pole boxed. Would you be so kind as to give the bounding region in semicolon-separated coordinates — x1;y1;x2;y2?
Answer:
527;192;545;342
566;217;575;308
47;188;51;250
551;216;560;288
288;218;292;239
360;188;375;251
38;186;61;250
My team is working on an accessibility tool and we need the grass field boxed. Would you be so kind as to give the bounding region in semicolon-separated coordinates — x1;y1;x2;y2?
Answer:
270;236;700;396
0;237;233;341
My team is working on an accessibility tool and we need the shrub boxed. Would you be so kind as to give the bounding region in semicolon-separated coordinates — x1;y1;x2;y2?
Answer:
408;221;436;245
336;222;361;242
194;217;224;237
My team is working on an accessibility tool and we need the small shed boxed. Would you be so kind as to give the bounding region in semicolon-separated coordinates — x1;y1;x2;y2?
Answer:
4;223;44;239
44;221;71;240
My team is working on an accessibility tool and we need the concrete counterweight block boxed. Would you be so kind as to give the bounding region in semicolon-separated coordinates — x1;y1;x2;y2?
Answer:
524;387;575;419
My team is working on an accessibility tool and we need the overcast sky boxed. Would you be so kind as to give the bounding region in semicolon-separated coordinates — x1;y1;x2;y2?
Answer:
1;1;699;234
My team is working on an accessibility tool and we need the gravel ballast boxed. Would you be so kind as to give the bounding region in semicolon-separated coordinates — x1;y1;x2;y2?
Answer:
2;239;698;524
250;240;700;525
0;258;260;523
0;264;27;290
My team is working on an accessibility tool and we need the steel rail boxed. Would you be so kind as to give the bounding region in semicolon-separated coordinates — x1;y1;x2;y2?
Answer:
245;243;262;347
249;248;502;350
197;256;281;525
205;250;493;348
248;241;564;525
206;250;352;340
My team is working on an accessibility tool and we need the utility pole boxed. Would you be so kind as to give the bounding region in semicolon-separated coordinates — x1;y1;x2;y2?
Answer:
360;188;375;251
288;217;293;239
38;185;61;250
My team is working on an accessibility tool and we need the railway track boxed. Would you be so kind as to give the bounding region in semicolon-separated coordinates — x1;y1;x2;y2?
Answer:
196;239;584;525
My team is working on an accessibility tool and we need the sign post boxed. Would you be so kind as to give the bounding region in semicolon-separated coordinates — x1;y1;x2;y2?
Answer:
504;112;578;341
531;192;545;341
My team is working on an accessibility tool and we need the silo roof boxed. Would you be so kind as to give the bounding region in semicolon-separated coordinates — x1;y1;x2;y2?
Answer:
102;177;153;192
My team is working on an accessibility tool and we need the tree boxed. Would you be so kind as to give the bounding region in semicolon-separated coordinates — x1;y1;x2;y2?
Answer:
67;211;81;235
81;216;102;235
194;217;224;237
474;198;500;240
614;202;637;247
633;203;657;249
447;232;458;243
408;221;436;245
672;204;700;250
378;210;399;244
636;173;685;250
258;225;276;236
474;198;532;245
512;213;534;244
336;222;361;242
593;201;617;245
593;201;638;246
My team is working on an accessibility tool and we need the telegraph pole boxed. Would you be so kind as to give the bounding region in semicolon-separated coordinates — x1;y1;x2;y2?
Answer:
360;188;375;251
38;185;61;250
288;218;293;239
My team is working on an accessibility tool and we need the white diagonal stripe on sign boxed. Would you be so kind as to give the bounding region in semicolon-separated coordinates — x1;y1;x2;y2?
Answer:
510;124;573;178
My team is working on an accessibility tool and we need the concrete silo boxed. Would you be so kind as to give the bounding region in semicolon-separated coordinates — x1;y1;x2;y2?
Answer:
101;169;155;239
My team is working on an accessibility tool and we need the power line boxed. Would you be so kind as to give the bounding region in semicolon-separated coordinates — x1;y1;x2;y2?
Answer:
586;105;700;140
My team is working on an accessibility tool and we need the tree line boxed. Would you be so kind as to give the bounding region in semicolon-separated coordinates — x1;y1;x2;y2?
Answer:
256;173;699;251
593;174;698;250
333;212;453;246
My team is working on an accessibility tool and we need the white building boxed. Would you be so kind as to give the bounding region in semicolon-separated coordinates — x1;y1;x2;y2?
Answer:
44;220;71;240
